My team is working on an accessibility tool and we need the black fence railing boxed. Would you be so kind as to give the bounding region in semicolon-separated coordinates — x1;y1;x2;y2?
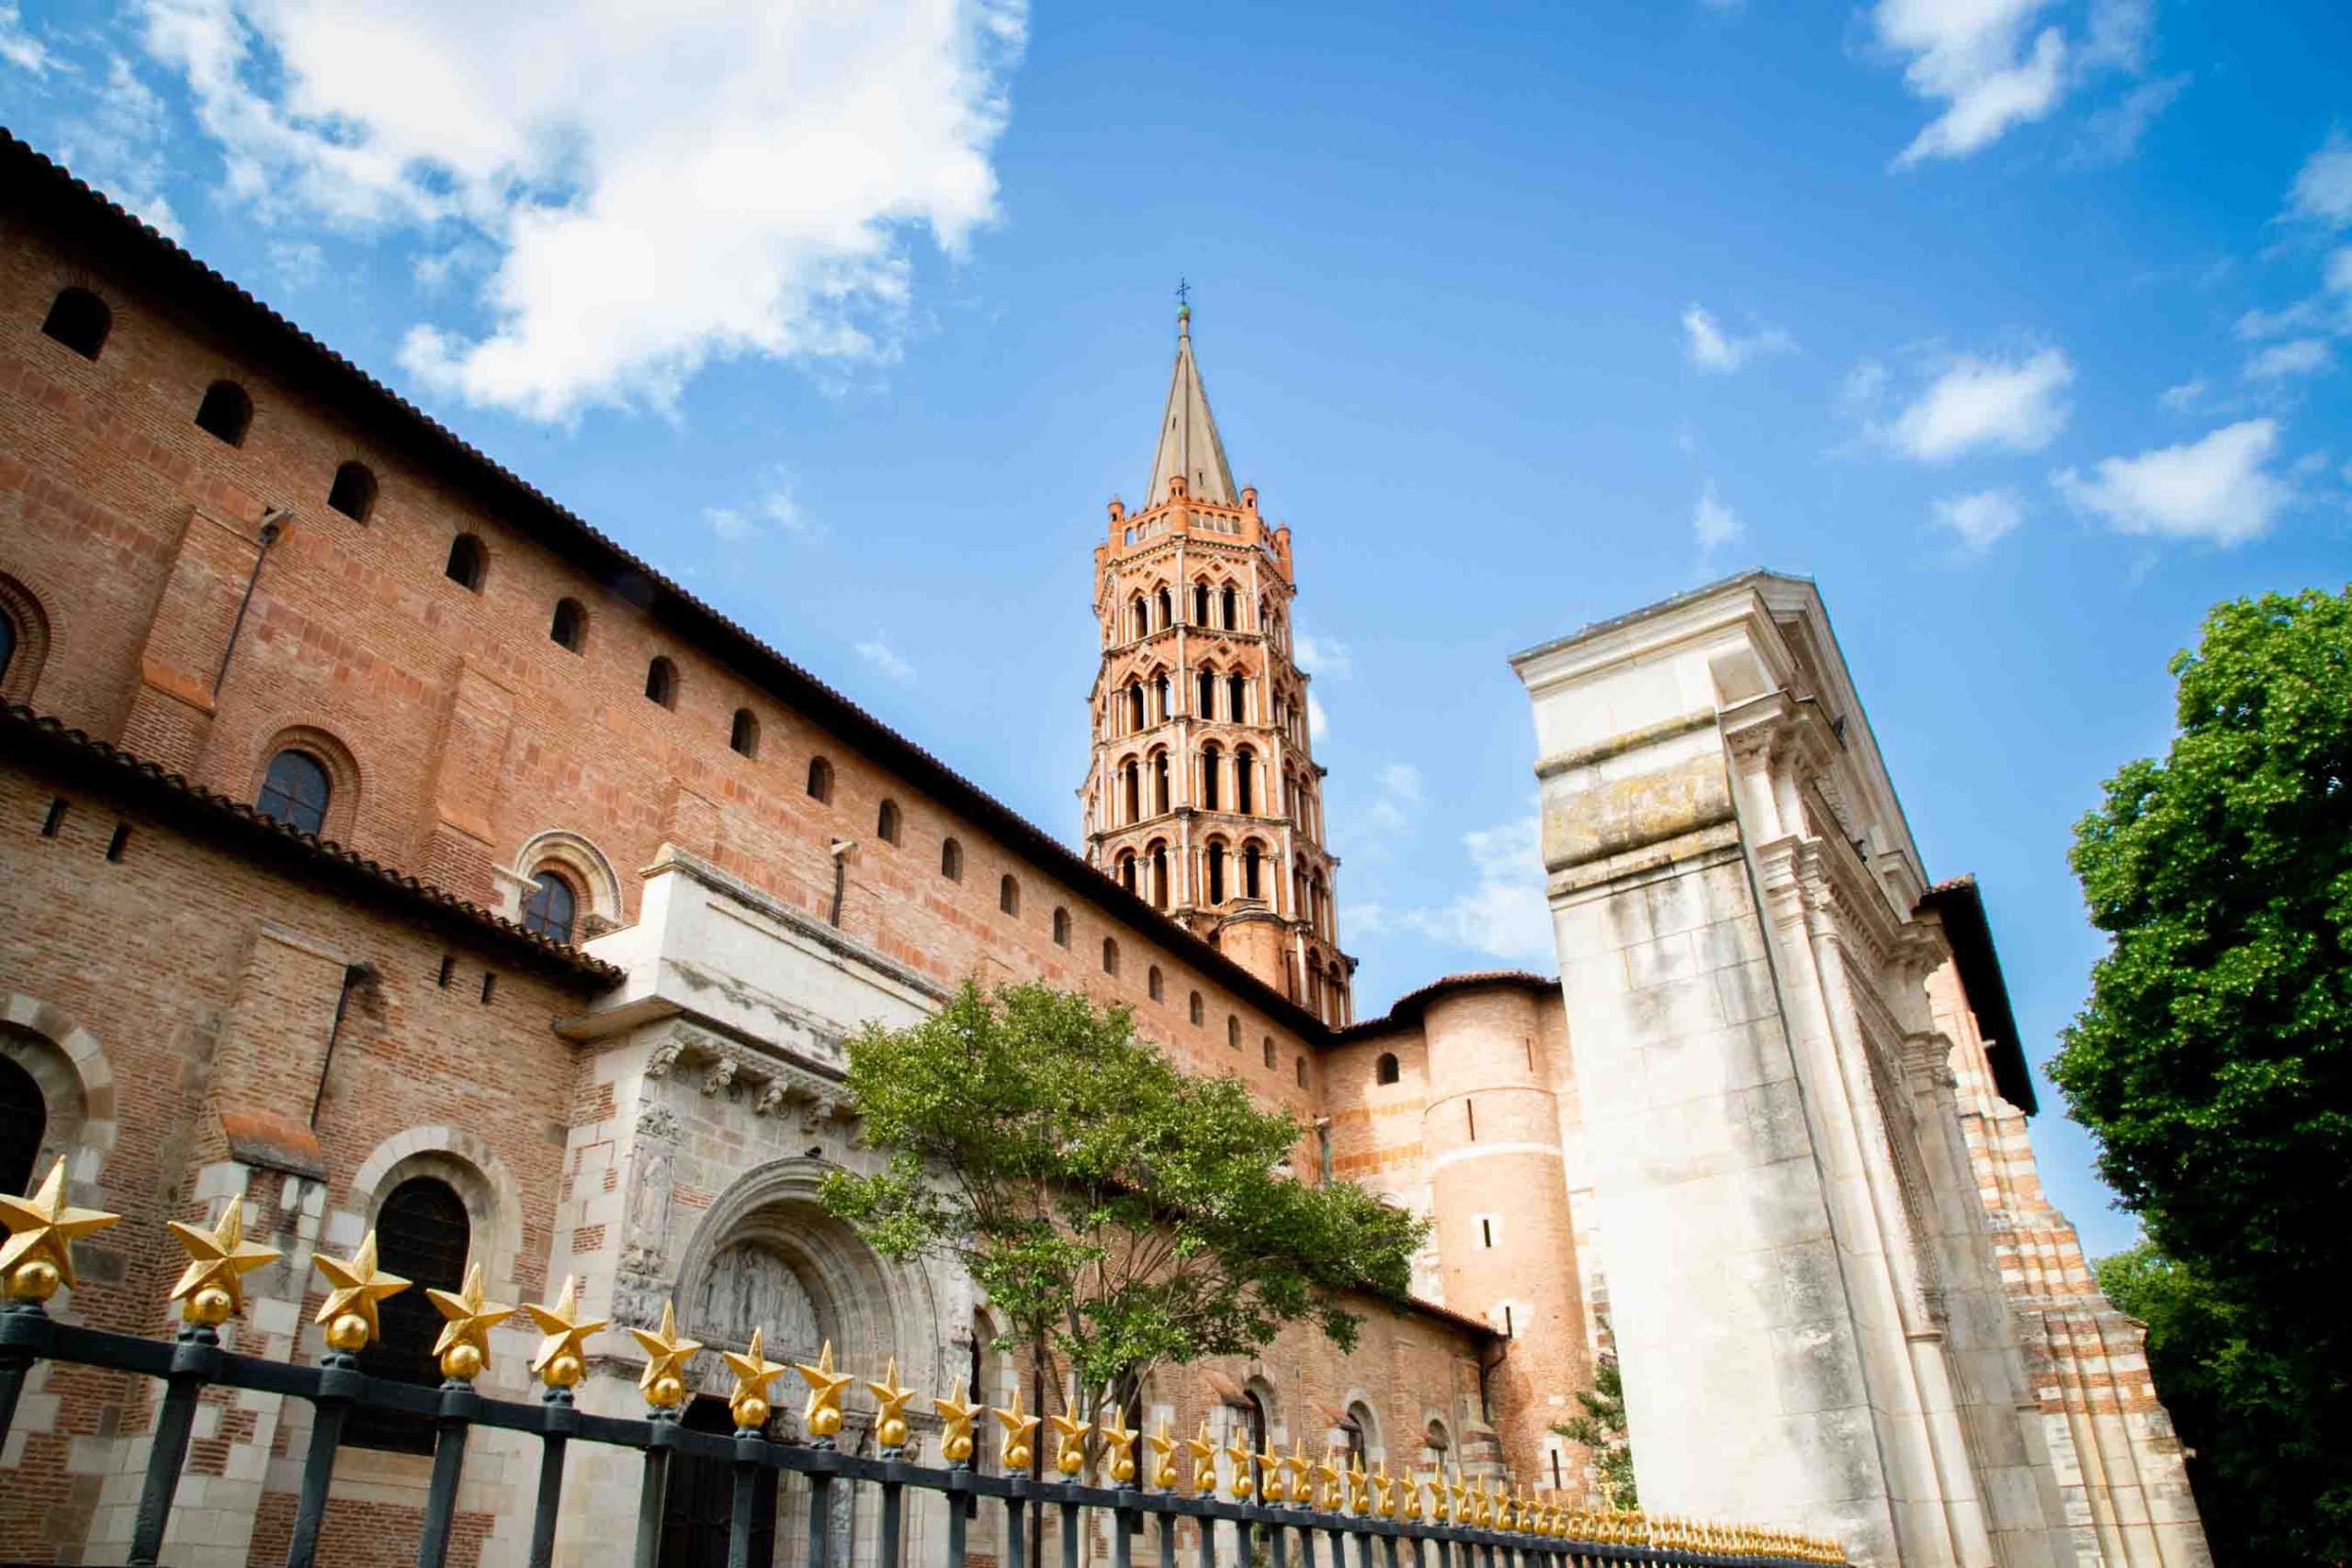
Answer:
0;1187;1846;1568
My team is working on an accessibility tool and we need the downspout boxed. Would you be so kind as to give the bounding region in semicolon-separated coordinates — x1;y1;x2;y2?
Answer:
309;962;374;1129
828;839;856;928
213;509;288;699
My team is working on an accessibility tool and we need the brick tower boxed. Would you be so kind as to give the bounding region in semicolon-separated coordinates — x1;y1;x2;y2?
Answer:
1082;306;1354;1024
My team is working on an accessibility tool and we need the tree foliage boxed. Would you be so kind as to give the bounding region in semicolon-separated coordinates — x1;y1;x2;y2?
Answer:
820;982;1429;1429
2055;586;2352;1563
1550;1352;1635;1509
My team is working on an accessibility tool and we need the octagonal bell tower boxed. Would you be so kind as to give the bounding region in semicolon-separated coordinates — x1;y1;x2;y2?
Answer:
1080;306;1353;1024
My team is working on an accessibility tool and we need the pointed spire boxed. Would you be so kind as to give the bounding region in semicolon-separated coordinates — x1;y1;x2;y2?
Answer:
1146;302;1238;508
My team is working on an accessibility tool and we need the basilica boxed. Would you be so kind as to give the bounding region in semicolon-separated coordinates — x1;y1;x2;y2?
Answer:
0;128;2204;1568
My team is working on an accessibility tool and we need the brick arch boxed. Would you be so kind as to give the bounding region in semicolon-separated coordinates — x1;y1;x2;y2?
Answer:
0;989;119;1191
249;722;363;842
345;1124;528;1301
503;828;623;931
0;569;54;704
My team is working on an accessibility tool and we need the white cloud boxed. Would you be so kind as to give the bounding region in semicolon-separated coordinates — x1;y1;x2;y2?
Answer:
1306;693;1329;742
2080;0;2152;72
1380;763;1424;808
1888;347;2073;460
1877;0;2070;167
1692;481;1743;567
1390;812;1555;964
2288;130;2352;230
854;635;915;682
1932;488;2024;552
132;0;1027;421
705;466;813;542
48;55;183;238
2235;299;2330;341
2053;419;2294;546
0;2;51;71
2157;378;2205;412
2065;73;2186;167
1681;305;1795;374
2241;337;2335;384
1293;632;1352;680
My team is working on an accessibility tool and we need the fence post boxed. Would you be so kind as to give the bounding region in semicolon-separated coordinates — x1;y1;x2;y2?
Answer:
411;1377;481;1568
634;1405;680;1568
282;1347;360;1568
126;1319;220;1565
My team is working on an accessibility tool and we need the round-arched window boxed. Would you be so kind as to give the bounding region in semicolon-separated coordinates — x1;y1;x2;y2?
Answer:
0;1051;45;1198
255;750;332;835
347;1176;469;1452
522;870;578;943
1375;1053;1401;1087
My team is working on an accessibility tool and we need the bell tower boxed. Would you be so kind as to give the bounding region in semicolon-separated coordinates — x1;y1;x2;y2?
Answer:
1082;305;1353;1024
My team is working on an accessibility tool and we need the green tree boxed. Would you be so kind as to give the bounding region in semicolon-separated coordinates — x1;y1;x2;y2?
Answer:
1550;1352;1636;1508
820;981;1429;1440
2055;586;2352;1564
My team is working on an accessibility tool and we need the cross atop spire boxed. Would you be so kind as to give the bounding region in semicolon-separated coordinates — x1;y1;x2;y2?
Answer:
1145;302;1235;507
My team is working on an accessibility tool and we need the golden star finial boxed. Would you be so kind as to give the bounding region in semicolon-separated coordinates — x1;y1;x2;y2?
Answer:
1148;1420;1179;1488
1049;1383;1093;1477
723;1325;790;1431
1100;1407;1138;1484
522;1274;606;1390
993;1384;1039;1470
1224;1436;1256;1500
1;1156;120;1302
1256;1440;1285;1504
934;1376;983;1464
867;1354;917;1450
1283;1438;1312;1501
1400;1472;1424;1522
628;1300;702;1409
1184;1418;1217;1495
165;1199;277;1324
424;1263;512;1382
1348;1461;1370;1515
311;1230;410;1351
1317;1450;1343;1511
794;1338;854;1438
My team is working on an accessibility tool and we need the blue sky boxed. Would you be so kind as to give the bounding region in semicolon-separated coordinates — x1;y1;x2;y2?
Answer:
6;0;2349;1256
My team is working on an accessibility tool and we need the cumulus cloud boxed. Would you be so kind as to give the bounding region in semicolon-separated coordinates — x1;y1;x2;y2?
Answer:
1887;347;2073;460
44;54;184;238
1681;305;1795;374
130;0;1027;421
1389;812;1554;964
1307;692;1329;742
2288;130;2352;230
2053;419;2294;546
0;1;51;71
1876;0;2070;166
1293;632;1352;680
1692;481;1743;567
1932;488;2024;552
854;635;915;683
2241;337;2335;384
2157;378;2205;412
705;466;814;542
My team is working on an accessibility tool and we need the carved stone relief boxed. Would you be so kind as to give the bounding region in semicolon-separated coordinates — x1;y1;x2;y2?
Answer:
695;1240;824;1359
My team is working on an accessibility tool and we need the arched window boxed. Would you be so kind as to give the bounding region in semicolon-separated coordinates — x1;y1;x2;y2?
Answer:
729;708;760;758
1193;582;1211;625
1221;584;1238;629
645;657;678;708
1242;841;1262;900
1053;908;1071;947
522;869;578;943
1156;586;1172;627
1154;672;1170;722
1205;840;1226;905
1227;1016;1241;1051
327;461;377;523
1190;992;1205;1027
1236;750;1256;816
1295;1056;1307;1088
255;749;332;835
1228;674;1247;726
347;1176;469;1452
1128;682;1147;732
1131;595;1148;639
40;288;109;360
1148;965;1164;1003
1102;937;1119;976
1000;874;1021;916
195;380;252;446
0;604;16;691
1262;1037;1275;1069
444;533;486;592
1375;1053;1400;1086
0;1053;45;1198
1119;852;1137;895
1243;1390;1269;1458
941;837;965;882
1195;669;1216;720
1152;751;1170;815
806;756;834;803
877;799;902;845
549;598;586;652
1151;841;1169;909
1124;758;1142;824
1201;744;1222;811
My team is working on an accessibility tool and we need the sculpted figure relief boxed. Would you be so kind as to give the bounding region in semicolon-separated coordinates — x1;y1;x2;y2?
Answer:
696;1240;823;1359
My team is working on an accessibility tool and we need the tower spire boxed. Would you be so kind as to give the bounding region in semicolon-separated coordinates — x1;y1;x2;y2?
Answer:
1146;299;1237;508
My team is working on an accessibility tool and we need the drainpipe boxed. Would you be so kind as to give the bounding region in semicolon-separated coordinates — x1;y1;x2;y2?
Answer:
309;962;375;1129
214;509;289;699
828;839;856;928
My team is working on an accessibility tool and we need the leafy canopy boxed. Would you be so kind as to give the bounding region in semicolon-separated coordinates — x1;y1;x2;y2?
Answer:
2055;586;2352;1562
821;981;1428;1418
1550;1351;1635;1508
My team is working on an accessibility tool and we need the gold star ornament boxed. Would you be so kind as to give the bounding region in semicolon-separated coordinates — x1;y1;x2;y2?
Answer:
1049;1396;1093;1478
867;1355;917;1450
794;1339;854;1438
629;1301;704;1411
165;1199;277;1325
1100;1408;1138;1484
1183;1419;1217;1495
724;1325;790;1431
311;1231;410;1352
1256;1441;1284;1504
425;1263;514;1382
0;1157;120;1303
1147;1420;1179;1489
524;1274;607;1390
1224;1436;1255;1500
993;1384;1040;1471
933;1376;983;1464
